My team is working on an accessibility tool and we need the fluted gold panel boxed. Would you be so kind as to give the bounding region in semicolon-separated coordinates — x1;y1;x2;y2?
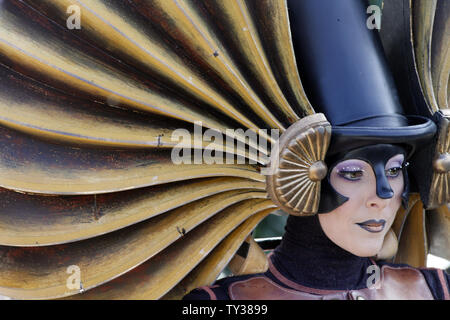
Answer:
394;197;428;268
426;205;450;261
226;235;269;276
429;110;450;208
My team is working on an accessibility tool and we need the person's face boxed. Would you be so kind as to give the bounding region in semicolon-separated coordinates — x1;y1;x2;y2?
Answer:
318;153;405;257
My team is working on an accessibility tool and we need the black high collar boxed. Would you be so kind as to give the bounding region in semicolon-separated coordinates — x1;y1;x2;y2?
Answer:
271;214;372;290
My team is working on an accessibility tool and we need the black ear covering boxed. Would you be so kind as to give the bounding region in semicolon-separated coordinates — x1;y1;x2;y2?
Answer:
317;170;349;214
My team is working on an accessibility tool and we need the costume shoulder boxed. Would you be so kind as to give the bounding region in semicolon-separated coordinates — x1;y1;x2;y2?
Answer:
182;286;228;301
183;273;265;300
419;267;450;300
378;261;450;300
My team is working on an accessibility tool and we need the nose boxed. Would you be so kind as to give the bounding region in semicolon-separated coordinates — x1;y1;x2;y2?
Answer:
366;195;389;210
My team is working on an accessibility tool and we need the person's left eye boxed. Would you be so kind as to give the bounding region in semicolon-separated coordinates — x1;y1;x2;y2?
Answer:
385;167;401;178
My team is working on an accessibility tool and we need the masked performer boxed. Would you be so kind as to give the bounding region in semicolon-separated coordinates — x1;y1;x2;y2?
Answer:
0;0;448;301
184;0;449;300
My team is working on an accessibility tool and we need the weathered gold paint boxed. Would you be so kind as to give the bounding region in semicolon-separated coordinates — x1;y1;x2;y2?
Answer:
394;198;428;268
428;111;450;208
210;0;298;124
251;0;314;117
65;200;276;300
413;0;439;113
430;0;450;109
0;63;190;149
0;192;269;299
227;235;269;276
0;178;265;246
0;125;263;195
22;0;270;139
146;0;287;130
0;0;445;301
391;194;421;238
0;4;267;152
0;78;261;163
427;205;450;261
162;210;274;300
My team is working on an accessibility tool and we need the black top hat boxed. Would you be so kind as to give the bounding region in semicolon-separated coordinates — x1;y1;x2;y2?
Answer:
287;0;436;157
261;0;442;216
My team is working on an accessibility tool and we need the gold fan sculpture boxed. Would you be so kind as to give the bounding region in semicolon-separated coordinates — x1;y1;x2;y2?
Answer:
0;0;447;300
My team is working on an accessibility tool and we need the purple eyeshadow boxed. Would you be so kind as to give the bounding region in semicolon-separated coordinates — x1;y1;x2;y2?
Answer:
387;161;402;169
335;160;365;173
386;155;405;169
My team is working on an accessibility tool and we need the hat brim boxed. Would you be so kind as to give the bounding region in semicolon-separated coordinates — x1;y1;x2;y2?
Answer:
328;115;437;158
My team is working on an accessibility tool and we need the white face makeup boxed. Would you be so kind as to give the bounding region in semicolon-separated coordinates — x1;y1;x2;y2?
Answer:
318;154;405;257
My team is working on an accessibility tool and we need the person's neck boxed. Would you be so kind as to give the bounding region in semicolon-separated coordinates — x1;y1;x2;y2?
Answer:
271;214;371;290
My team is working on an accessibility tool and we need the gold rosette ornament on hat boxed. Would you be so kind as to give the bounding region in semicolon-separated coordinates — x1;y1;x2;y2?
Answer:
265;113;331;216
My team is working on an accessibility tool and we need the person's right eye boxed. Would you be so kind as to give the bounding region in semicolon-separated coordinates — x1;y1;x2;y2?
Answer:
337;170;364;181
